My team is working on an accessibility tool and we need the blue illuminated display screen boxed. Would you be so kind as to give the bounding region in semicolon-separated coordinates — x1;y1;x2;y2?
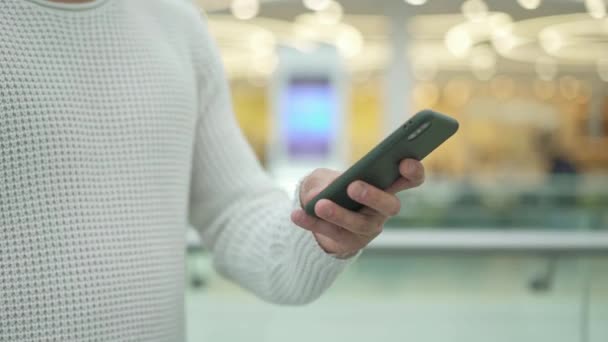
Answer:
280;77;336;159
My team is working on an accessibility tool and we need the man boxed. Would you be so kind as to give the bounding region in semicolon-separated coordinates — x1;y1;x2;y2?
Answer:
0;0;425;340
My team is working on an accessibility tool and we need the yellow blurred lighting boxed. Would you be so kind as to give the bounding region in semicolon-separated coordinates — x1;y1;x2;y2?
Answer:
461;0;488;23
576;81;593;104
490;75;515;100
535;56;557;81
517;0;541;10
405;0;428;6
230;0;259;20
413;82;440;108
559;75;580;100
533;79;556;100
585;0;607;19
598;58;608;81
445;27;472;57
317;1;343;25
443;78;472;107
303;0;331;11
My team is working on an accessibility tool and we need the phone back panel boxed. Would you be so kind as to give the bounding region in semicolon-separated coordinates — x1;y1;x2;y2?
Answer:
304;110;459;216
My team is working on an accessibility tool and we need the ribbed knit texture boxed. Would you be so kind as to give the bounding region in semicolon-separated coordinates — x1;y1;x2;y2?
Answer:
0;0;354;341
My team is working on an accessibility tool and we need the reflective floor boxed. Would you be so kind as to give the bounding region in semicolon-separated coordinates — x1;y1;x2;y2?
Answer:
185;251;608;342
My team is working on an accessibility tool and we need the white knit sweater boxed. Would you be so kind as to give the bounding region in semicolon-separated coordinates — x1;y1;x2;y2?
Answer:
0;0;354;340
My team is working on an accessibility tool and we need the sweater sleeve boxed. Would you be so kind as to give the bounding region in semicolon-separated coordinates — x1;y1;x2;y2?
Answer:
187;16;355;305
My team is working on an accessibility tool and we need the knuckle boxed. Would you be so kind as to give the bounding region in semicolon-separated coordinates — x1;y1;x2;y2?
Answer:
361;218;381;237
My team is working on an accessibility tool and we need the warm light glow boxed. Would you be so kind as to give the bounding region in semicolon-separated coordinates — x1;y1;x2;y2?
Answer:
461;0;488;22
336;25;364;58
405;0;428;6
517;0;541;10
490;75;515;100
413;82;440;108
492;27;516;54
539;28;562;55
470;46;496;80
535;56;557;81
598;58;608;81
248;30;276;53
576;81;593;104
251;53;278;75
230;0;259;20
443;78;472;107
445;27;472;57
488;13;513;31
317;1;343;25
533;80;556;100
559;75;580;100
303;0;331;11
495;14;607;64
585;0;607;19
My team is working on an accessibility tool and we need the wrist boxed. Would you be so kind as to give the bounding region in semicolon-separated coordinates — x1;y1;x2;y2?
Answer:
312;232;359;259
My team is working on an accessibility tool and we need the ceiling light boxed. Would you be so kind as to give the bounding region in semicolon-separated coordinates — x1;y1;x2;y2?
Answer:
230;0;259;20
405;0;428;6
336;25;364;58
517;0;541;10
303;0;331;11
539;28;562;55
491;27;517;55
445;27;472;57
317;1;343;25
585;0;606;19
461;0;488;23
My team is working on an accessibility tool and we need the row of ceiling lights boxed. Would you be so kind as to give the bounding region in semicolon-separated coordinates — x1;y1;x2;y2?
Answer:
229;0;342;20
405;0;606;18
225;0;608;83
228;0;606;17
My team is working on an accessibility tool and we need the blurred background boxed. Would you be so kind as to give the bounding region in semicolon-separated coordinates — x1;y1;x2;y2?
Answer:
186;0;608;341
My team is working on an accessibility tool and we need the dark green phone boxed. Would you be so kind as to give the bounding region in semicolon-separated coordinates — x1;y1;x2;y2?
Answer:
303;109;459;217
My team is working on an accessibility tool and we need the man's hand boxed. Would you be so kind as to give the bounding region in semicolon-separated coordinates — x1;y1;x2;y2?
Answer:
291;159;425;257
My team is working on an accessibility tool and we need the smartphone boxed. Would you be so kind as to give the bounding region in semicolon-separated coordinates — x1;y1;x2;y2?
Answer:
303;109;459;217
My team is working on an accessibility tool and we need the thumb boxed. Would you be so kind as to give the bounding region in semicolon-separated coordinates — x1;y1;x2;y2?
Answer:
299;168;341;206
299;184;324;207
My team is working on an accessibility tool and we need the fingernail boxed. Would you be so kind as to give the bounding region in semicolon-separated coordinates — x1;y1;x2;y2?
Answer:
357;183;367;200
293;210;304;222
407;160;418;174
323;206;333;218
